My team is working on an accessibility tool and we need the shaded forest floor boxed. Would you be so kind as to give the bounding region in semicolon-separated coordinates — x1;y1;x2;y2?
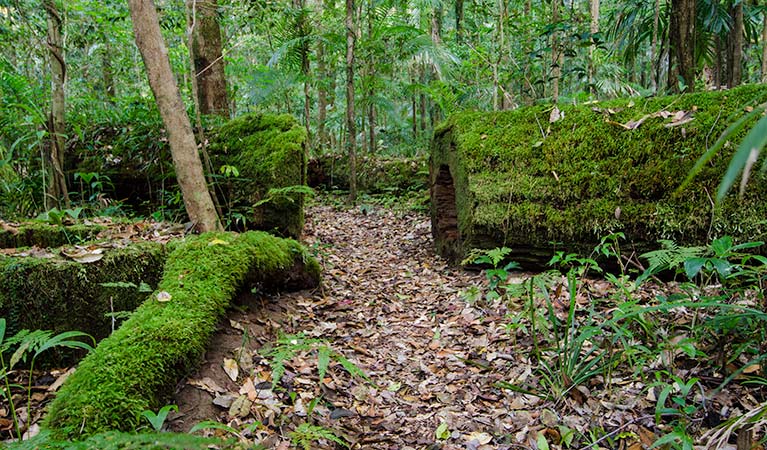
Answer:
5;197;765;448
168;198;767;449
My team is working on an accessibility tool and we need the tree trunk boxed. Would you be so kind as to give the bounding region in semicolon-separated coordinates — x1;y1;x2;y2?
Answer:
551;0;561;103
345;0;357;204
128;0;221;232
102;42;116;102
589;0;599;94
455;0;464;42
44;0;69;209
187;0;229;117
651;0;660;92
317;39;328;151
669;0;695;92
293;0;311;151
762;6;767;82
728;0;744;87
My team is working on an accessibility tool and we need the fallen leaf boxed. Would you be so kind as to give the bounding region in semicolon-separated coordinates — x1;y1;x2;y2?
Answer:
223;358;239;382
156;291;172;302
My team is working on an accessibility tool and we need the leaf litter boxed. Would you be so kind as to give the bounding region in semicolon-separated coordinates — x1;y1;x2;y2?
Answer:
169;199;767;449
3;200;765;448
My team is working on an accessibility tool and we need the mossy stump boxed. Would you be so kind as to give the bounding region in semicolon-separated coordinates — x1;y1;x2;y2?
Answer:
308;154;428;194
209;113;308;238
0;242;165;359
430;85;767;266
44;231;320;439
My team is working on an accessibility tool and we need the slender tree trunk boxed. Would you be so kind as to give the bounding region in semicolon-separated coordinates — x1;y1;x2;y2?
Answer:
761;8;767;82
293;0;311;150
128;0;221;232
367;0;376;154
102;42;116;103
455;0;464;42
728;0;744;87
187;0;229;117
762;6;767;82
669;0;695;92
345;0;357;204
44;0;69;209
551;0;561;103
589;0;599;94
651;0;660;92
317;39;328;151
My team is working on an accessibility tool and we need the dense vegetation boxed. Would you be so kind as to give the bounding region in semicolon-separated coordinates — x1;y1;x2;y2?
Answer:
1;0;767;448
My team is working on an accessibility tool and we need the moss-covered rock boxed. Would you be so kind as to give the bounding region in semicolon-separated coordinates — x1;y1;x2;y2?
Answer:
209;113;308;238
44;231;320;439
430;84;767;266
0;242;165;357
0;222;106;249
308;154;428;194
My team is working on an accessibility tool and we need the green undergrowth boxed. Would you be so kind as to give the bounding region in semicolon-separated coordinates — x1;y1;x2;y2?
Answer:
6;429;234;450
209;112;308;237
0;242;165;359
0;222;106;249
44;231;320;439
432;84;767;262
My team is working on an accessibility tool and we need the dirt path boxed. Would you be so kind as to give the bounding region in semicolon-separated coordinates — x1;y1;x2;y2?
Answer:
171;202;539;449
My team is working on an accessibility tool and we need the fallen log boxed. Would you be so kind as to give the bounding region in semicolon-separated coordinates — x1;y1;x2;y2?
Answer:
44;231;320;439
430;84;767;267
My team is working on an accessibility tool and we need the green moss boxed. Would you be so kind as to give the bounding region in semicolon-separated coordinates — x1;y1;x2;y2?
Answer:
0;222;107;249
44;231;320;439
7;429;232;450
431;84;767;263
209;113;308;238
0;242;165;361
309;154;428;193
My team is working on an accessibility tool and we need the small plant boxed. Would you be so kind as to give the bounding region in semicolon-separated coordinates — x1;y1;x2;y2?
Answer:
141;404;178;432
261;333;369;389
0;318;94;441
289;422;349;450
464;247;521;302
650;372;701;450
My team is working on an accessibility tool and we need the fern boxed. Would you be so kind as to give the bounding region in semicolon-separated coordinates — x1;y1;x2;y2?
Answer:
261;333;368;388
637;240;706;283
289;423;349;450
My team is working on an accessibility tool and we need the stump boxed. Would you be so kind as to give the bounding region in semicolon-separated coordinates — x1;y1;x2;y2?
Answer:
430;84;767;266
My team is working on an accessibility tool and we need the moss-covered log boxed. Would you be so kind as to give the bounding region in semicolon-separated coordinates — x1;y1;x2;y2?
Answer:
308;154;428;194
0;222;106;249
209;113;308;238
44;231;320;439
431;85;767;266
0;242;165;350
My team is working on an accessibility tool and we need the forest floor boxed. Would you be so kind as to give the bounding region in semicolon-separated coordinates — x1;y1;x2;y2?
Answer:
4;197;764;448
167;198;765;449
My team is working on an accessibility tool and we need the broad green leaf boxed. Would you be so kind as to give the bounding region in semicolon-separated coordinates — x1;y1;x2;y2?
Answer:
717;113;767;201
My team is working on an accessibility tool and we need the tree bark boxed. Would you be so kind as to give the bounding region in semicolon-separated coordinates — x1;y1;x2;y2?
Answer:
728;0;744;87
551;0;561;103
317;39;328;151
589;0;599;94
651;0;660;92
669;0;695;92
102;42;116;102
762;6;767;82
187;0;229;117
345;0;357;204
128;0;221;232
44;0;69;209
455;0;464;42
